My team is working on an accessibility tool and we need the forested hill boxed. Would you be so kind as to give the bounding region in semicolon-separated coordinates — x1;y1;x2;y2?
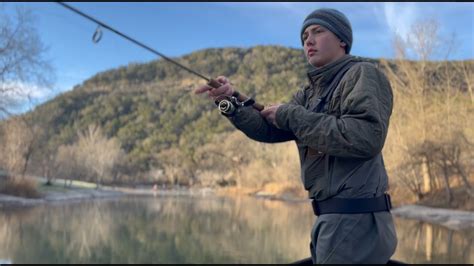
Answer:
28;46;311;174
15;45;473;200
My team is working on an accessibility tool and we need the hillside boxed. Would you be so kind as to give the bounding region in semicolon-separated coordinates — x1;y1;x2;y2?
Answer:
28;46;308;172
2;45;473;207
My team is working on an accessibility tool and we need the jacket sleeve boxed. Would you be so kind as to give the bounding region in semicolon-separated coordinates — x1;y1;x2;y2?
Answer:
275;63;393;158
225;89;306;143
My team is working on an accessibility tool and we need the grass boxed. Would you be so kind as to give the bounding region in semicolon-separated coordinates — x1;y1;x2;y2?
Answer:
0;174;99;199
37;178;97;193
48;178;97;189
37;184;70;193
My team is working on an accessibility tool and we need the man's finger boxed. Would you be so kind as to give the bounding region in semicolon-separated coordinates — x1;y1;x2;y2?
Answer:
208;84;230;97
195;85;212;94
216;76;229;84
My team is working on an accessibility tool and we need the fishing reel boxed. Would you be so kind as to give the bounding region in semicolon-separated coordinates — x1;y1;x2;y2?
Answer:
215;95;255;116
217;97;237;115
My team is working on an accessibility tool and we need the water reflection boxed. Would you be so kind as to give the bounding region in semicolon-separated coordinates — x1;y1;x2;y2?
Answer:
0;195;472;264
392;217;473;263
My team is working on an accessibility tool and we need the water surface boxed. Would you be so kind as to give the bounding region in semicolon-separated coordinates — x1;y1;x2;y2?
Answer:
0;195;472;263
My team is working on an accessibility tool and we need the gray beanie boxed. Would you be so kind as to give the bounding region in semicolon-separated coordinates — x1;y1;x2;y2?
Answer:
300;8;353;54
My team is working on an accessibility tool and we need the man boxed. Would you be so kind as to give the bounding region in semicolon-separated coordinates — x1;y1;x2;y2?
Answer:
195;8;397;264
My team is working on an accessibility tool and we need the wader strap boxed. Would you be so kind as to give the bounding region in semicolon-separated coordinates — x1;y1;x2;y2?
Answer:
311;194;392;216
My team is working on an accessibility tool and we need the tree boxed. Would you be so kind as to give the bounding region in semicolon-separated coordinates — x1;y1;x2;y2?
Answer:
0;5;53;117
55;144;85;187
0;116;36;176
53;125;125;188
155;147;195;186
382;19;473;202
76;125;124;188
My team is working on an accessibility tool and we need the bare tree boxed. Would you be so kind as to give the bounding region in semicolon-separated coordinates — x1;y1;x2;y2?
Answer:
39;145;60;186
55;144;86;187
53;125;124;188
0;5;54;117
156;147;195;186
76;125;124;188
382;18;473;203
0;116;36;176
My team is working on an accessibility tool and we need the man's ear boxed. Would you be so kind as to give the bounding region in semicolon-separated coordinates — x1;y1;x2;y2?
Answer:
340;41;347;48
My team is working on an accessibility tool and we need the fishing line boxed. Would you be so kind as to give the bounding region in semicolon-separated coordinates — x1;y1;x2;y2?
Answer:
56;2;265;112
57;2;211;82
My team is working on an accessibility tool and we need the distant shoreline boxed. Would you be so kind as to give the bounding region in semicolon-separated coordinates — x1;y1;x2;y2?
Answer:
0;184;217;208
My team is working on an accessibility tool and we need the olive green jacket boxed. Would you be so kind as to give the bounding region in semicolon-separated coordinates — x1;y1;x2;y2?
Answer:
228;54;393;201
226;54;397;263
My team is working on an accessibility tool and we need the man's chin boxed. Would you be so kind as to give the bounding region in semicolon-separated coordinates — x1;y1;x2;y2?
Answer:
309;58;324;68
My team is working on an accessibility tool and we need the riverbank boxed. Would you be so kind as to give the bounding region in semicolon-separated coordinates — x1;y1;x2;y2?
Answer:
391;205;474;231
0;179;215;208
0;187;124;207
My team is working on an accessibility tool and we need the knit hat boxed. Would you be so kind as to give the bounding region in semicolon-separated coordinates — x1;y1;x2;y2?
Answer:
300;8;353;54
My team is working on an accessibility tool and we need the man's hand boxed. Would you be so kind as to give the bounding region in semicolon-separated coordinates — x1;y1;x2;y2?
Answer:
260;104;283;128
194;76;234;102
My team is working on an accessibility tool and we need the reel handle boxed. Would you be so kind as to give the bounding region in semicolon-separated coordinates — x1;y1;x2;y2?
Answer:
207;78;264;111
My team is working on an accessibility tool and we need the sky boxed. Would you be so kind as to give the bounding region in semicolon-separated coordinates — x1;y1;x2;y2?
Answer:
2;2;474;113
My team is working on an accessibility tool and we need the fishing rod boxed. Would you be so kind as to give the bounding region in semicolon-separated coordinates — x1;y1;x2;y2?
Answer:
56;2;265;113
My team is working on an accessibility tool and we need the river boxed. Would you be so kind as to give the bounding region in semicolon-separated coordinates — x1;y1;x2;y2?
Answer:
0;195;472;263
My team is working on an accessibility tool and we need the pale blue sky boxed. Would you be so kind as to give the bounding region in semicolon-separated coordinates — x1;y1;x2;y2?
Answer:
2;2;474;111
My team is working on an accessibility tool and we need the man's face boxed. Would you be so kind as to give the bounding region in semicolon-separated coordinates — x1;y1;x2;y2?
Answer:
302;24;346;68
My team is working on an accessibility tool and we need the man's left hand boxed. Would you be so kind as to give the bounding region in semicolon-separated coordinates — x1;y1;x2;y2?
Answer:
260;104;283;128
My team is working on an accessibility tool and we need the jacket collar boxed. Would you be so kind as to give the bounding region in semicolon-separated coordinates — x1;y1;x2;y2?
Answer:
306;54;355;88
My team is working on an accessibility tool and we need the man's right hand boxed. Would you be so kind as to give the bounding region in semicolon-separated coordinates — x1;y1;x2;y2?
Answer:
194;76;235;102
